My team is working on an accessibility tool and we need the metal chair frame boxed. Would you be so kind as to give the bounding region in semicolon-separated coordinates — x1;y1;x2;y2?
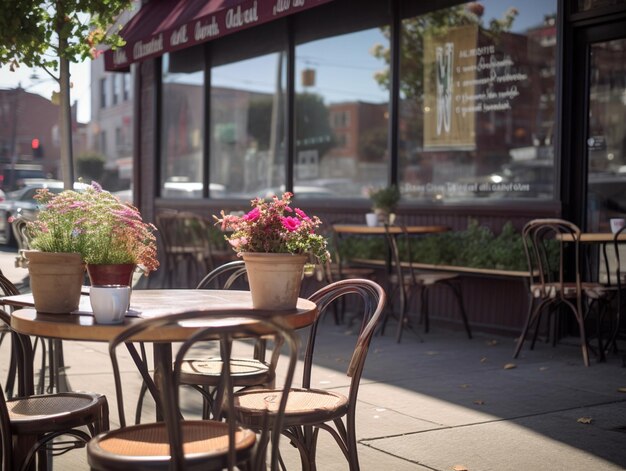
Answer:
0;309;109;471
87;311;299;471
382;224;471;342
233;278;387;471
513;218;611;366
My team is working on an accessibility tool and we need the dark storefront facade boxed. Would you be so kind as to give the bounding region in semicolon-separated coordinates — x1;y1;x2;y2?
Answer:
106;0;626;333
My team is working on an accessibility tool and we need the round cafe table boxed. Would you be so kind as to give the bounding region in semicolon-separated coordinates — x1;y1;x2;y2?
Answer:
3;289;317;405
7;289;317;342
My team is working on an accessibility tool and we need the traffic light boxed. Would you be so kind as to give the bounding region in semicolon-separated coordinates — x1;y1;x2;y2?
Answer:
31;138;43;158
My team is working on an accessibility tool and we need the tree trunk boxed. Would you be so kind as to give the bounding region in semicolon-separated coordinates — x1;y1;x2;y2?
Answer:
58;53;75;190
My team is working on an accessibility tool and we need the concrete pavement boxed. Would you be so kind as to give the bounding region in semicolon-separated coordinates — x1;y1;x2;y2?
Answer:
2;246;626;470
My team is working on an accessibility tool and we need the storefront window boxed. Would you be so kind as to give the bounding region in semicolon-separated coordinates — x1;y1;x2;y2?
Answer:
295;28;390;199
397;0;557;202
160;52;204;198
210;52;287;199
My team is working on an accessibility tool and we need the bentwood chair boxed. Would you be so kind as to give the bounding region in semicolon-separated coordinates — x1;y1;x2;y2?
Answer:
0;270;53;399
605;224;626;357
0;309;109;471
185;261;274;416
156;211;215;288
233;278;386;471
87;311;299;471
513;219;610;366
383;224;471;342
133;261;272;423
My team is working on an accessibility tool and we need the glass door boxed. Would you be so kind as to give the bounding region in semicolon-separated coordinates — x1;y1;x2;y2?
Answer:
584;28;626;232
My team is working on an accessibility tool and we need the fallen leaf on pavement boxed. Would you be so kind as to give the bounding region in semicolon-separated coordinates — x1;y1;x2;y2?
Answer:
473;399;485;405
577;417;593;424
617;387;626;393
460;384;470;389
503;363;517;369
480;357;487;363
486;340;498;346
453;465;469;471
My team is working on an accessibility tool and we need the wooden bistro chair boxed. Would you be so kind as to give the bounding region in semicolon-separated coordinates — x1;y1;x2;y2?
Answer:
183;260;275;418
383;224;471;343
134;261;268;422
513;218;611;366
156;211;216;288
233;278;386;471
604;224;626;358
0;309;109;471
87;311;299;471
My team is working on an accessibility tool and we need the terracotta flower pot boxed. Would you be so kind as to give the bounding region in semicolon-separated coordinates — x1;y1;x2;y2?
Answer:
25;251;85;314
242;253;307;310
87;263;136;287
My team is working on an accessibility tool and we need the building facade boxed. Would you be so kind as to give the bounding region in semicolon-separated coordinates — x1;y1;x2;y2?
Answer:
104;0;626;332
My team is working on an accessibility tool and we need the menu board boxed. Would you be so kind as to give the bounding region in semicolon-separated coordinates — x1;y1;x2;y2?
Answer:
423;24;528;150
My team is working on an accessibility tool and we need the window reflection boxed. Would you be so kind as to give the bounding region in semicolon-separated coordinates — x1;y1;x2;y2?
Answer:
161;53;204;198
396;1;557;202
210;52;287;199
295;28;390;199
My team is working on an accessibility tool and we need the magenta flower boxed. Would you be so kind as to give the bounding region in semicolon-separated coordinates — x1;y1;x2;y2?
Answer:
281;217;301;232
213;191;329;264
295;208;310;220
243;207;261;222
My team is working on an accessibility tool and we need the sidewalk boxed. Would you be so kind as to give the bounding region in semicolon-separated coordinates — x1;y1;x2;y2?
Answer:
2;248;626;470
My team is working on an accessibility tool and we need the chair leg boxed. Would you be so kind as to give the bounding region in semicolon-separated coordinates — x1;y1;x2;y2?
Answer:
395;283;407;343
514;296;539;359
421;286;430;334
446;280;472;339
563;298;590;367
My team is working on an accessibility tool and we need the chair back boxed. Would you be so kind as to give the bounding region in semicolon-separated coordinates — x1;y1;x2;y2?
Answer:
0;310;14;470
196;260;248;290
522;218;582;301
108;311;299;470
11;217;31;269
0;271;20;297
157;211;212;255
304;279;386;395
613;225;626;289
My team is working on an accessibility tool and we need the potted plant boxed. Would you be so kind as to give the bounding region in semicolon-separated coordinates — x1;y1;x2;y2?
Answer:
214;192;329;310
26;182;159;312
369;185;400;224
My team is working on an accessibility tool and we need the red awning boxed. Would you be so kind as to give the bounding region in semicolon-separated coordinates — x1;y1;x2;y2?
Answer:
105;0;334;71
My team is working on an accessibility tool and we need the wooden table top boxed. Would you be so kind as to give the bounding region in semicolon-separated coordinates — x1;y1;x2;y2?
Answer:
556;232;626;243
2;289;317;342
332;224;449;235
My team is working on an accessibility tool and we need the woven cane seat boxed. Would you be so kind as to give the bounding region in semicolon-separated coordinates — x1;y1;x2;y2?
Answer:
234;388;349;427
6;392;107;434
180;357;272;387
90;420;256;467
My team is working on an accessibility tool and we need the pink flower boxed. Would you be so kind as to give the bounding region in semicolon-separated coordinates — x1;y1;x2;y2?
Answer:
281;217;301;232
243;207;261;222
295;208;310;221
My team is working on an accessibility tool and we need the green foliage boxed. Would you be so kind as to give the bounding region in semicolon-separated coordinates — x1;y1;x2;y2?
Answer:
27;183;159;273
214;192;330;264
0;0;132;72
369;185;400;212
338;219;532;271
75;153;105;183
295;93;336;159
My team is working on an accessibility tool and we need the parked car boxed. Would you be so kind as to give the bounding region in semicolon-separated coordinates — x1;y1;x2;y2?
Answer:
0;163;48;192
0;180;88;245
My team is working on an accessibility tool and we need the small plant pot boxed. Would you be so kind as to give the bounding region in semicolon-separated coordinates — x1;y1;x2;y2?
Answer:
25;251;85;313
242;253;307;310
